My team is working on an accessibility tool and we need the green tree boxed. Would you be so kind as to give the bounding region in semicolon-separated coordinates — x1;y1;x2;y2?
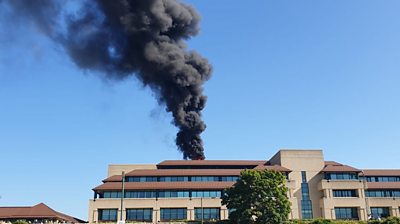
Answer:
221;169;291;224
12;221;29;224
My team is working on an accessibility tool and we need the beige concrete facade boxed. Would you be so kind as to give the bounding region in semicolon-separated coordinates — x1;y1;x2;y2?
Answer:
89;149;400;223
89;198;227;223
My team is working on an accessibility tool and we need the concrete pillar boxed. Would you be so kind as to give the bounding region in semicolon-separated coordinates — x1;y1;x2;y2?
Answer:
153;208;160;223
188;207;194;220
391;206;397;217
331;208;336;220
359;208;367;221
221;209;228;220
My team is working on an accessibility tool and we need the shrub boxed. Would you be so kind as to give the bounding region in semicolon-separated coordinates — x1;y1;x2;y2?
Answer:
12;221;29;224
311;219;334;224
383;217;400;224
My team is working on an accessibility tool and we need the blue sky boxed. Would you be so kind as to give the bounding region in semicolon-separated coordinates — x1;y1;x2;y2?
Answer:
1;0;400;220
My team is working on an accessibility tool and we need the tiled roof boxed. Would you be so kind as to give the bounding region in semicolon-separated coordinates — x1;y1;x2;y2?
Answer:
0;203;85;223
103;175;123;182
321;161;361;173
366;182;400;189
254;165;292;172
157;160;267;166
362;169;400;176
94;181;235;191
324;161;342;166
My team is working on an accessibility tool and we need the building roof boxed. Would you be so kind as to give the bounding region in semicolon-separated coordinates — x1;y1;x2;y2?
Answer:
321;161;361;173
366;182;400;189
103;175;122;182
94;181;235;191
157;160;267;167
0;203;85;223
324;161;342;166
254;165;292;172
361;169;400;176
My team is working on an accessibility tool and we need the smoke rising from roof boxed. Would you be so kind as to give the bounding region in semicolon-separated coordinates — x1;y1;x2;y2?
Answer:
1;0;212;159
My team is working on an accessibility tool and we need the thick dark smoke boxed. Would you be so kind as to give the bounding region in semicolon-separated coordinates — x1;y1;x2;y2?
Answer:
1;0;212;159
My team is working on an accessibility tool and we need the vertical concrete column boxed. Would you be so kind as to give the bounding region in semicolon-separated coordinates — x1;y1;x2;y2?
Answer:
359;208;367;221
321;208;332;219
91;210;98;224
323;189;329;198
187;207;194;220
358;188;364;199
325;188;332;198
221;208;229;220
153;208;159;223
391;206;397;217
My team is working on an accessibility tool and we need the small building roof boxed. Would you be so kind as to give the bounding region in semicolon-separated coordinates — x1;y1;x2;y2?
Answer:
361;169;400;176
322;161;361;173
324;161;342;166
254;165;292;172
0;203;85;223
103;175;123;182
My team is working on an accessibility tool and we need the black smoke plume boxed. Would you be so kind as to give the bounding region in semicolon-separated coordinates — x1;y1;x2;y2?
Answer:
1;0;212;159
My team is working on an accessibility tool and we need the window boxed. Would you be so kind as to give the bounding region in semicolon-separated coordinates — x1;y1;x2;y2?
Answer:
325;173;358;180
159;176;189;182
191;176;219;182
195;208;220;221
220;176;239;182
335;207;358;220
366;176;400;182
124;191;157;198
301;183;310;200
160;208;187;221
126;176;157;182
301;171;307;182
300;171;313;219
98;209;118;221
102;192;122;198
125;175;239;182
366;190;400;198
191;191;222;198
301;200;313;219
371;207;390;219
333;190;358;197
126;208;152;222
158;191;189;198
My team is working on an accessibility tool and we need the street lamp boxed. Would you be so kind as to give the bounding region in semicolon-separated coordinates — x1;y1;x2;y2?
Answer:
119;171;125;224
201;197;203;224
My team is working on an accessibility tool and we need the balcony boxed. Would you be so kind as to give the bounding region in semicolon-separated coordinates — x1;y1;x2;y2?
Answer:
318;179;364;190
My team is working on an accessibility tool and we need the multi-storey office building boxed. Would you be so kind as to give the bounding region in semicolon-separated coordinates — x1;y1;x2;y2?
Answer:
89;149;400;223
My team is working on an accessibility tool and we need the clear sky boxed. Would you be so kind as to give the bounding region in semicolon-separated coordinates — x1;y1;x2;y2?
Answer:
1;0;400;220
